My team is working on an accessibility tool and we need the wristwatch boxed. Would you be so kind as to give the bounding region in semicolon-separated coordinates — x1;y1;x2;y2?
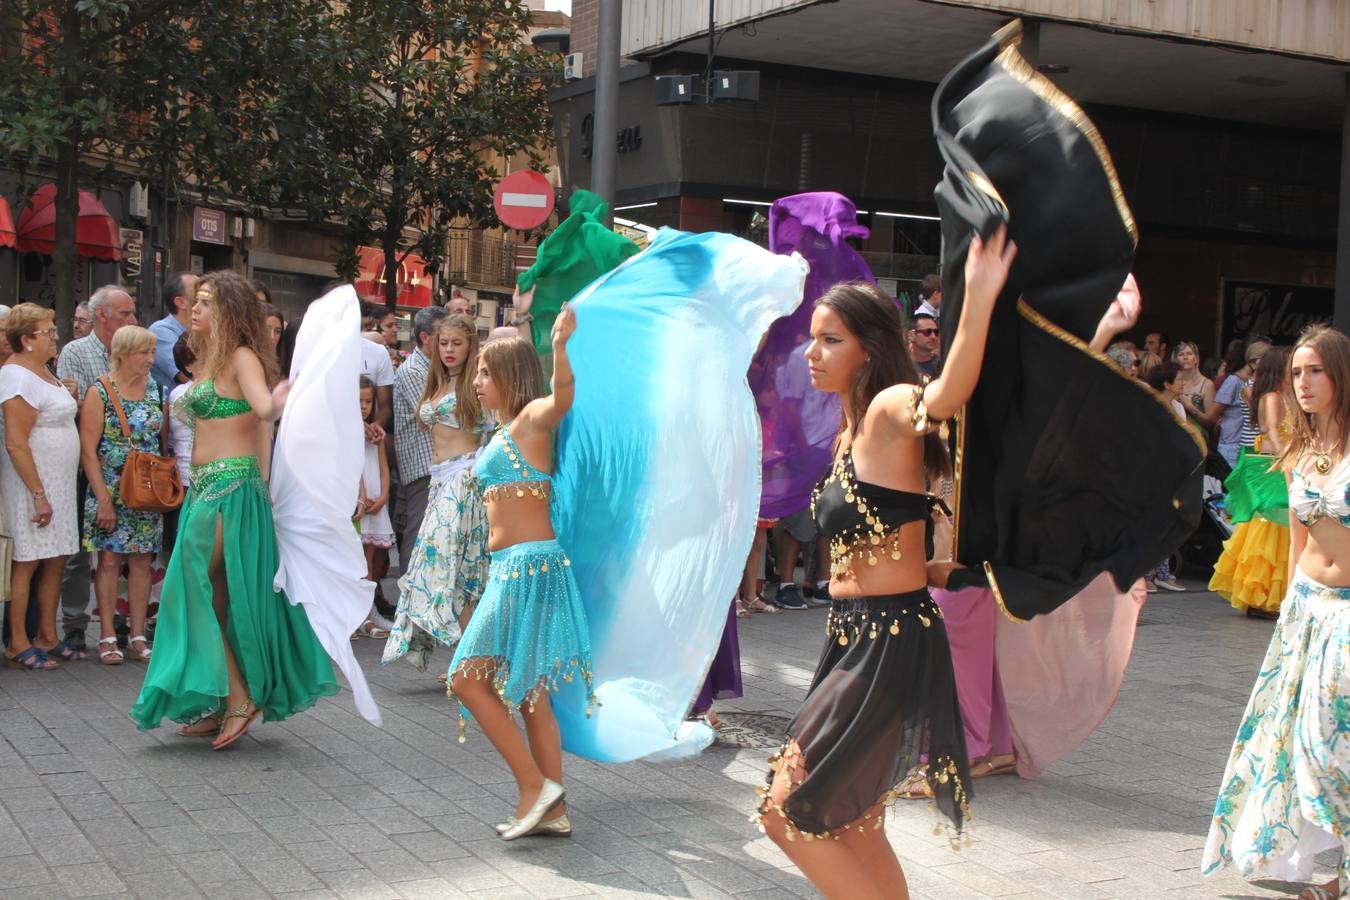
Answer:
508;312;533;327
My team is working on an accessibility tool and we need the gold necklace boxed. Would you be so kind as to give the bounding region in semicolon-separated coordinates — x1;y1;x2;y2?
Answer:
1313;436;1336;475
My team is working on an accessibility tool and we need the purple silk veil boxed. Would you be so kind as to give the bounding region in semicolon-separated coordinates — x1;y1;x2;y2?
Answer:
753;192;876;519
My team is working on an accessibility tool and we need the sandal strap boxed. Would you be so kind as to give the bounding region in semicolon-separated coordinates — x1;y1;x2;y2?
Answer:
223;700;258;721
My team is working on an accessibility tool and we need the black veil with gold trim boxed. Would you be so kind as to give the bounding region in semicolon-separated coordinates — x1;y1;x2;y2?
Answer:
936;20;1204;619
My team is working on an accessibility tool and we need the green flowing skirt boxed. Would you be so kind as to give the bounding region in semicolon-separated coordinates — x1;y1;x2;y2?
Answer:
130;456;338;730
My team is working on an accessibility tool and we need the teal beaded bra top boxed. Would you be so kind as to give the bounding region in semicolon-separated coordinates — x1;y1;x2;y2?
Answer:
183;379;252;422
475;427;551;501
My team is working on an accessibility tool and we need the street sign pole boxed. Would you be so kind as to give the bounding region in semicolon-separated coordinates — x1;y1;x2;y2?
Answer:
592;0;621;228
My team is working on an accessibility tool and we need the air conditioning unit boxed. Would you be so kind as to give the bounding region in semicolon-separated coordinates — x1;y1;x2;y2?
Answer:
129;182;150;220
564;52;583;81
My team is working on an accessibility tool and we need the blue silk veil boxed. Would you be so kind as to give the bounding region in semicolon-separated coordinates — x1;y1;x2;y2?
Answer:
548;228;807;762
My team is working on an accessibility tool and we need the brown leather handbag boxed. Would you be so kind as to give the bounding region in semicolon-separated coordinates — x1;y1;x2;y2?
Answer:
99;376;184;513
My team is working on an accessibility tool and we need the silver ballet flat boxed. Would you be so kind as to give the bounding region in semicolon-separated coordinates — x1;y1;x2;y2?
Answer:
495;813;571;837
500;779;565;841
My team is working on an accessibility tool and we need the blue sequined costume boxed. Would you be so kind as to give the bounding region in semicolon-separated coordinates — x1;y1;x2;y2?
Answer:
447;427;594;740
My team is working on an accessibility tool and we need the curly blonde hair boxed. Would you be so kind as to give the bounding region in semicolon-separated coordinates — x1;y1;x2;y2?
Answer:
191;271;279;385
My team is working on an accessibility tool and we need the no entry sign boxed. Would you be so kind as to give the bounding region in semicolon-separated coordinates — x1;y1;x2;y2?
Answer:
494;170;555;231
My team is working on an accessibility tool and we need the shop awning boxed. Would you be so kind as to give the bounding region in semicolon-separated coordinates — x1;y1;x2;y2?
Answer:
0;197;15;249
16;183;121;261
355;246;433;308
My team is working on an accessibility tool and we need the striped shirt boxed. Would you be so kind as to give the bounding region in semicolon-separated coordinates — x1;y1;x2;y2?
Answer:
1238;378;1261;448
393;348;434;482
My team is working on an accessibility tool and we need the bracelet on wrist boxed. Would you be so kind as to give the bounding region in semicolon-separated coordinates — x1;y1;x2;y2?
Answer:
31;490;45;500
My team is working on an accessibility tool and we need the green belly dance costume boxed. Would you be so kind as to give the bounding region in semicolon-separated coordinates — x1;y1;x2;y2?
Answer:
129;380;338;730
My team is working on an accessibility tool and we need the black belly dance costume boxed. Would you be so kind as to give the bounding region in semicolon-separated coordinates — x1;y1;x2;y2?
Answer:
756;449;971;842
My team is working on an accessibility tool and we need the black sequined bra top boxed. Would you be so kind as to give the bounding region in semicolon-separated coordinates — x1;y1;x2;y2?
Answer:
812;450;943;578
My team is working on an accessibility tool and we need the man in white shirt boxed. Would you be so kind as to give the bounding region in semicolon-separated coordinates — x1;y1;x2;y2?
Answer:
915;273;942;319
360;303;395;436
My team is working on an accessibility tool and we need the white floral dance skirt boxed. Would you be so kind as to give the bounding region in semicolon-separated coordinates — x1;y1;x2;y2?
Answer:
1202;568;1350;887
382;453;488;671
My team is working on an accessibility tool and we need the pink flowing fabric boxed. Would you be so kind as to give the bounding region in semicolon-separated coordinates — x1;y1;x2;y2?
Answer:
931;587;1013;761
997;574;1146;778
753;192;874;519
934;575;1144;778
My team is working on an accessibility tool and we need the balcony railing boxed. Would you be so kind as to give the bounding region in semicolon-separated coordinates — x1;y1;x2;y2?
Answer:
444;231;535;288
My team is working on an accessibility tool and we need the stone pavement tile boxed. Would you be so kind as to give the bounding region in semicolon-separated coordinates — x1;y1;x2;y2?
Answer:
425;811;496;838
120;868;206;900
466;887;536;900
81;813;144;848
212;829;293;862
286;840;365;873
198;880;275;900
17;805;81;839
144;822;222;853
208;771;273;795
33;829;101;866
165;783;236;812
62;792;125;822
294;799;365;827
171;848;247;885
50;861;126;897
426;855;516;891
257;815;329;846
391;790;458;818
27;753;89;775
0;830;32;860
674;858;778;893
355;847;435;883
391;877;471;899
324;822;399;854
335;782;401;811
0;852;53;887
1;784;61;812
40;771;102;797
391;830;474;863
246;857;328;894
296;765;367;790
231;790;300;819
188;804;259;834
360;804;434;836
318;867;401;900
0;766;35;790
501;867;600;899
105;841;178;876
122;799;192;830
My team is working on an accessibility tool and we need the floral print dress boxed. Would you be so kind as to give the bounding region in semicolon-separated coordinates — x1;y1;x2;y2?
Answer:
1202;570;1350;889
83;379;164;554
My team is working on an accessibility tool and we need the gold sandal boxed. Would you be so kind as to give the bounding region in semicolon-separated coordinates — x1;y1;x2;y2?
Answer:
211;699;261;751
177;711;223;738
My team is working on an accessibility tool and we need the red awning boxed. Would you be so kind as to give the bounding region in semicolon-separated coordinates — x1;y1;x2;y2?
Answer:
354;246;433;308
16;183;121;261
0;197;15;249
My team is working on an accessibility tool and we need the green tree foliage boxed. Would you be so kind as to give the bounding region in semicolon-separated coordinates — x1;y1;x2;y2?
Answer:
284;1;555;307
0;1;332;334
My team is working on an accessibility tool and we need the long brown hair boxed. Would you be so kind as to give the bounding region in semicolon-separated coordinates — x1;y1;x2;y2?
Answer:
815;281;951;480
191;271;279;385
1249;345;1286;428
1276;324;1350;473
417;314;481;431
480;337;546;421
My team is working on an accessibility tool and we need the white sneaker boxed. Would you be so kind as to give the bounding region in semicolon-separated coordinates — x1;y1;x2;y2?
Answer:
1155;577;1186;592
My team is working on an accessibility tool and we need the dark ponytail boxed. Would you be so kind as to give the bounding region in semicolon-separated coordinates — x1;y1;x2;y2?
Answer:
816;282;952;481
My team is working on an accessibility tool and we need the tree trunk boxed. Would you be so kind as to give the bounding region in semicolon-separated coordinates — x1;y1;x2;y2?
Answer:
53;3;83;341
382;205;402;312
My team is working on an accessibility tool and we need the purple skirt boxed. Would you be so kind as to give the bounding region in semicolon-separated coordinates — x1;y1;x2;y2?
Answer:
693;601;742;715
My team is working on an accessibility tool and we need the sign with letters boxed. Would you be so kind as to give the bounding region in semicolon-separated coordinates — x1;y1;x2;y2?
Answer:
192;207;227;245
1221;279;1332;347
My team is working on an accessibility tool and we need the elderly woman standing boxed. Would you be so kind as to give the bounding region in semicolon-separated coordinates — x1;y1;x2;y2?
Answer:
79;326;166;666
0;304;82;669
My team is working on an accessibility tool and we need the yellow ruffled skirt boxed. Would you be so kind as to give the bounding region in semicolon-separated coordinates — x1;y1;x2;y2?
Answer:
1209;517;1289;614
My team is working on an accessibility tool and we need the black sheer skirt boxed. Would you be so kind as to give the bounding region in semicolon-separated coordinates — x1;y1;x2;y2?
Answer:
757;590;971;841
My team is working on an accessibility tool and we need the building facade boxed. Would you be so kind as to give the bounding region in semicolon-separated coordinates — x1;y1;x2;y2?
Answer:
556;0;1350;351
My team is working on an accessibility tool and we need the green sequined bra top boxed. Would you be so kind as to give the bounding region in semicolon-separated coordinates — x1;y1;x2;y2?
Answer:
183;379;252;421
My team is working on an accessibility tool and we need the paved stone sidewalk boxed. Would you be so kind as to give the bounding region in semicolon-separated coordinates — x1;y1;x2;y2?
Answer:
0;584;1337;898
